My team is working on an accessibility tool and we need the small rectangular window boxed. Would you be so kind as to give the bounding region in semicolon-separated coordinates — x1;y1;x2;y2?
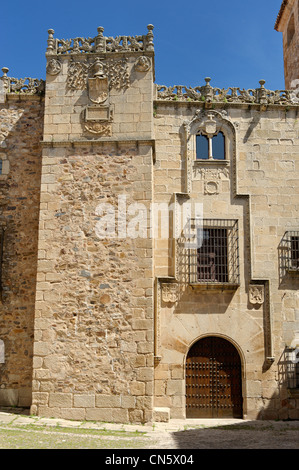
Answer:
0;160;2;175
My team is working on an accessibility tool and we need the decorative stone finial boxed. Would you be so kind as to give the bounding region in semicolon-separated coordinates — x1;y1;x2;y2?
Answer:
47;29;55;54
146;24;154;51
95;27;106;53
1;67;10;92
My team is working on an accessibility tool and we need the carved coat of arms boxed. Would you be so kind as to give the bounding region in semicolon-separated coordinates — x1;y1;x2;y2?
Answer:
161;283;179;303
249;285;264;305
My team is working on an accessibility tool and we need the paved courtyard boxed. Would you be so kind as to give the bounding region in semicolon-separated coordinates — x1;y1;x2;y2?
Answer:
0;409;298;449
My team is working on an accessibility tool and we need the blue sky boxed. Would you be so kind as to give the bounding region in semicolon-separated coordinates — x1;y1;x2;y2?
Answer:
0;0;285;90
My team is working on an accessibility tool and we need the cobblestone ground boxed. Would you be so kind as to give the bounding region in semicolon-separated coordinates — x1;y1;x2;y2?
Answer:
0;409;298;450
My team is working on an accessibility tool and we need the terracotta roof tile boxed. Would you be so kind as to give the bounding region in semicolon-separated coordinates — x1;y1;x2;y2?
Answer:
275;0;288;30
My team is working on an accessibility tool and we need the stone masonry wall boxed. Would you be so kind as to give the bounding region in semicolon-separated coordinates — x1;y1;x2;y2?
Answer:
31;142;154;423
0;95;44;407
153;101;299;420
31;28;155;422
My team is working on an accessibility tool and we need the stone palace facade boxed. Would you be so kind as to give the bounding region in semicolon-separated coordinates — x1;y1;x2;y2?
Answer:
0;1;298;423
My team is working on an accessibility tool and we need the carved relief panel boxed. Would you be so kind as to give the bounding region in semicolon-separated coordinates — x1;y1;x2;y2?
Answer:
249;284;265;305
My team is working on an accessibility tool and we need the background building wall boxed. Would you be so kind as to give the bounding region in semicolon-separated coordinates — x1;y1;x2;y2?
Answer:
0;94;44;407
275;0;299;89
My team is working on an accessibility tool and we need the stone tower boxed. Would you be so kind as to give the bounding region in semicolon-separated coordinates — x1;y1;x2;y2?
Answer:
275;0;299;88
30;26;156;423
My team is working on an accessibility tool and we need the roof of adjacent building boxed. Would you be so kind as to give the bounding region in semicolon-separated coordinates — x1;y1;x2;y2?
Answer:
275;0;289;30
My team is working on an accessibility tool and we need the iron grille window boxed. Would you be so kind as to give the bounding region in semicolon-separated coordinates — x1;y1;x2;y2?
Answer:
286;348;299;389
189;219;239;286
291;235;299;270
280;231;299;273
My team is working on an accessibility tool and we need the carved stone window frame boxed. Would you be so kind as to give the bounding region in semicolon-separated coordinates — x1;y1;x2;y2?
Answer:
183;110;237;194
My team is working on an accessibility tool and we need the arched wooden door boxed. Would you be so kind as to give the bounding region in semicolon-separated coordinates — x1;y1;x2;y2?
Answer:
186;336;243;418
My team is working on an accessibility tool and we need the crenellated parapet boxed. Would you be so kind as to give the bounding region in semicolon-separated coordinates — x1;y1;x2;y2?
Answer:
46;25;154;56
156;77;299;107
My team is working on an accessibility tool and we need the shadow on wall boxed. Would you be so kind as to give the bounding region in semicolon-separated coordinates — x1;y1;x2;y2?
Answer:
257;347;299;422
170;420;299;449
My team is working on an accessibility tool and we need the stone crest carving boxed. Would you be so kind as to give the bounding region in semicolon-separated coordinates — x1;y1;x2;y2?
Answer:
66;58;130;92
46;58;62;76
135;56;151;72
193;167;230;180
205;113;217;135
87;59;109;104
161;283;179;303
204;180;219;195
83;122;112;136
249;285;264;305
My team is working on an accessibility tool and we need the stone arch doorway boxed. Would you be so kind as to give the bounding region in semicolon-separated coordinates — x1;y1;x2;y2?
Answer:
185;336;243;418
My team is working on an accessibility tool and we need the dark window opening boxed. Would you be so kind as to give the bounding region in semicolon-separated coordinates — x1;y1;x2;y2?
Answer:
286;348;299;389
212;131;225;160
196;132;226;160
188;219;239;286
196;134;209;160
291;236;299;269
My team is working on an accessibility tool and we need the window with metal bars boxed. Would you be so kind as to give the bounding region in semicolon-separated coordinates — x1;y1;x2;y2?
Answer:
286;348;299;389
189;219;240;286
280;231;299;274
